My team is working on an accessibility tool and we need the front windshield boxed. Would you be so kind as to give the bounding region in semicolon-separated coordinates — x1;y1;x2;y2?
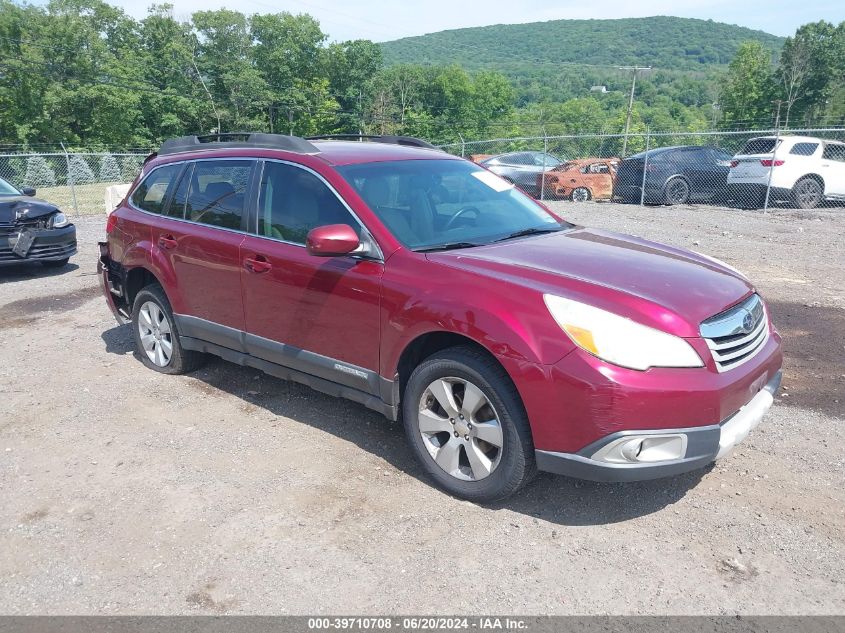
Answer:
338;159;569;251
0;177;20;196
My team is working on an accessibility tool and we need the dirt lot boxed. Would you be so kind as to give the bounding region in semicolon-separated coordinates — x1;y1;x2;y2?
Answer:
0;203;843;615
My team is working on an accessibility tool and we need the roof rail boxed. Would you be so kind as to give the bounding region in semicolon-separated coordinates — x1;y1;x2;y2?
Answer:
305;134;440;151
158;133;319;156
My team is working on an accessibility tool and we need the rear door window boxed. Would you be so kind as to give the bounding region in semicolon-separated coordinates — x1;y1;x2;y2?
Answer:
185;160;253;230
131;164;181;214
533;153;561;167
790;142;819;156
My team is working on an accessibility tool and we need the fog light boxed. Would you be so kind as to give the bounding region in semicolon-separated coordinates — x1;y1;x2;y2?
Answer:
591;434;688;464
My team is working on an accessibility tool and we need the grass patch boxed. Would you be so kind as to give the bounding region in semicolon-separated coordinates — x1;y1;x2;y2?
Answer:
34;182;127;216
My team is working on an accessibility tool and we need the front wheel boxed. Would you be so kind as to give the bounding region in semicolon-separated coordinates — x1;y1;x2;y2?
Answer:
402;346;535;502
131;284;204;374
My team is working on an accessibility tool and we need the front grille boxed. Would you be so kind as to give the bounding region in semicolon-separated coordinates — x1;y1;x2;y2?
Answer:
0;218;48;236
700;294;769;372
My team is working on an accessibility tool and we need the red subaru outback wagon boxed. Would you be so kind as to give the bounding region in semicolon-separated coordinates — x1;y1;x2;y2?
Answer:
99;133;783;501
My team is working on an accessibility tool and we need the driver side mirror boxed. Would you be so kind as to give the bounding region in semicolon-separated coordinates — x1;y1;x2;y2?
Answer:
306;224;360;257
21;186;36;196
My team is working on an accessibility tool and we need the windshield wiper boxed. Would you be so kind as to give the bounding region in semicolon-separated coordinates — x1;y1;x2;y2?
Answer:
415;241;481;253
493;226;562;243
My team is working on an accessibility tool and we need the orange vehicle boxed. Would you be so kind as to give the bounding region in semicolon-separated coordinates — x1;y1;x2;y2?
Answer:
537;158;620;201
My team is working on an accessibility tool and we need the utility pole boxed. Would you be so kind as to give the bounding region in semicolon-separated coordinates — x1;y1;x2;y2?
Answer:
773;99;783;130
357;90;364;136
620;66;651;157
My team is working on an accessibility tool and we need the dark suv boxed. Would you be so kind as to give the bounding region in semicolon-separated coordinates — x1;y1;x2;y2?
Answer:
613;146;733;205
99;133;782;501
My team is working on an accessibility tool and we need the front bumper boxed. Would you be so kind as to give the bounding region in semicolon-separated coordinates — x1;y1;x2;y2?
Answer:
0;224;76;264
536;370;781;482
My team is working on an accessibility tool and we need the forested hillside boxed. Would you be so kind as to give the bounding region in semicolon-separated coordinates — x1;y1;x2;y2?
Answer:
382;16;784;70
0;2;842;149
381;17;784;107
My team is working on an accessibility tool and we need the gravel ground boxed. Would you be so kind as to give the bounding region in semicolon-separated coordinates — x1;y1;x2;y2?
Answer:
0;203;843;615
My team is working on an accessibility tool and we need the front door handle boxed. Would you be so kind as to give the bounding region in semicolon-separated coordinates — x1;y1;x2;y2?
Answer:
244;255;272;274
158;235;177;249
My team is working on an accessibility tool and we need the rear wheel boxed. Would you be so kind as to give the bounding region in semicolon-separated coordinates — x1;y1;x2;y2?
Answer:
792;177;823;209
402;346;535;502
570;187;591;202
663;177;690;205
131;284;204;374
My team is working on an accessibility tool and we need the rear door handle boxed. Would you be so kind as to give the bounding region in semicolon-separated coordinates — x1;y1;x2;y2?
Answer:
158;235;177;249
244;255;272;274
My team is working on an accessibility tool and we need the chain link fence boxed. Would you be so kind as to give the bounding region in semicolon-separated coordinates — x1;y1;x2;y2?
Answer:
440;128;845;211
0;151;149;215
5;129;845;215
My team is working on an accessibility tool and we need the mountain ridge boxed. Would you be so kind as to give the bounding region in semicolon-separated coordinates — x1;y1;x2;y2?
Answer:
380;16;785;71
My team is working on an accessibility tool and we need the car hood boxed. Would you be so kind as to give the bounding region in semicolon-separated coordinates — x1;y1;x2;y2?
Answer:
0;196;59;224
426;227;755;338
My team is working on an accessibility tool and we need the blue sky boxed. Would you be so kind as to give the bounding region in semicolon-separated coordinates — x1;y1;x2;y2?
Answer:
99;0;844;41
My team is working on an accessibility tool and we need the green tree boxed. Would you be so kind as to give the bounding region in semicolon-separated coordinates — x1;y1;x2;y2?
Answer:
720;41;776;127
777;21;845;126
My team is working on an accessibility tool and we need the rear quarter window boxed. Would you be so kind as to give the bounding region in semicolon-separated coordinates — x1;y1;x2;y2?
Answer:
130;164;181;214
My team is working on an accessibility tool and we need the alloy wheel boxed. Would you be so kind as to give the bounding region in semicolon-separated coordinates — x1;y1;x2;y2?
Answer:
665;178;690;205
137;300;173;367
794;178;822;209
417;377;504;481
571;187;590;202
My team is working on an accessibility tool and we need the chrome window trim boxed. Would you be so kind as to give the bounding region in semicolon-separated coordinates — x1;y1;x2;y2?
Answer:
126;156;384;261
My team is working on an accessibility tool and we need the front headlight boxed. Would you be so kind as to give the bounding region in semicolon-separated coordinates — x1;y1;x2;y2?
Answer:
50;212;69;228
543;294;703;371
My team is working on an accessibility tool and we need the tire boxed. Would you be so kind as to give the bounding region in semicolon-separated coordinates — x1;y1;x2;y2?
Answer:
40;258;69;268
791;177;824;210
402;346;536;502
131;284;204;374
663;177;690;205
570;187;591;202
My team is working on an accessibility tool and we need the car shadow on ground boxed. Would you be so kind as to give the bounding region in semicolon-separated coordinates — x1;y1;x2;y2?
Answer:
101;323;707;526
0;261;79;283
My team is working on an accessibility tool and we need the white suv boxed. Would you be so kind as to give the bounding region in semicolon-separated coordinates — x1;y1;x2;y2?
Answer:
727;135;845;209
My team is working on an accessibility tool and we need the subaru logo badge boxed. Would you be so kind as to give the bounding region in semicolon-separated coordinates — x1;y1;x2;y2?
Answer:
742;311;755;333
